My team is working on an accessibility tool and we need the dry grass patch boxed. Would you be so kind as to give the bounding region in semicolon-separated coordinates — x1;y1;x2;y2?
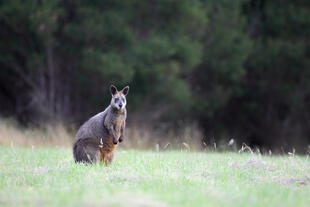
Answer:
0;118;203;150
0;118;73;147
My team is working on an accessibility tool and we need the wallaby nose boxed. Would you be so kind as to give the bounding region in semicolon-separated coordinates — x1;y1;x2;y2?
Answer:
119;104;123;108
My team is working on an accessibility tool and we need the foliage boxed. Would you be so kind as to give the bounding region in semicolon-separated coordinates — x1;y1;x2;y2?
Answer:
0;0;310;150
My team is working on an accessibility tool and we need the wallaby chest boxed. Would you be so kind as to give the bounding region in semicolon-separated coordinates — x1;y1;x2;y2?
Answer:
112;116;124;132
104;110;125;138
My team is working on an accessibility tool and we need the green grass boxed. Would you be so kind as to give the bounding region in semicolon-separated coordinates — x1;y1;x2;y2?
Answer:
0;146;309;207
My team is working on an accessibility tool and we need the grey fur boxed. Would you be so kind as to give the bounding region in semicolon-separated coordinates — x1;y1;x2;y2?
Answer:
73;86;128;164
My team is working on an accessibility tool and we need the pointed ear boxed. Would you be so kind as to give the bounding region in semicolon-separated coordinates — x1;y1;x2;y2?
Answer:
110;85;118;96
121;86;129;96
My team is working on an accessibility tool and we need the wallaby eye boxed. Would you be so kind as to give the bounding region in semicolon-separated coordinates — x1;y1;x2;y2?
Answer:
114;98;119;103
121;98;125;102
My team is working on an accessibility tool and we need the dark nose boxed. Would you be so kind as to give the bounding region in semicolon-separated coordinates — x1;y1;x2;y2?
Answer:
119;104;123;108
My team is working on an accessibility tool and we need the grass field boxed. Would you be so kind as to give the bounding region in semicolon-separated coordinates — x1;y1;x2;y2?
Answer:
0;146;309;207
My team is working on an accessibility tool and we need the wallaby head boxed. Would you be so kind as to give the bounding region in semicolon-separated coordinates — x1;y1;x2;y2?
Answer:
110;85;129;112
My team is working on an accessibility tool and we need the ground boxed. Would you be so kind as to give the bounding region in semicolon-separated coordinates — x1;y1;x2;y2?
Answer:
0;146;309;207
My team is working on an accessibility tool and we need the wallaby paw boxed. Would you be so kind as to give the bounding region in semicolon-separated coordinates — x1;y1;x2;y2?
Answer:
119;137;123;143
113;139;118;145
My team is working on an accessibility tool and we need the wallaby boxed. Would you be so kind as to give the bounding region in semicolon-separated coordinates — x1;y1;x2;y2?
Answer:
73;85;129;165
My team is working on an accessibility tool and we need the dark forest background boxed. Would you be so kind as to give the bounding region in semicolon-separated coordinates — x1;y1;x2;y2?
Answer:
1;0;310;152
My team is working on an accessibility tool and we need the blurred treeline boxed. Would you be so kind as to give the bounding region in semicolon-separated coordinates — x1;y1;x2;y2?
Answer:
1;0;310;151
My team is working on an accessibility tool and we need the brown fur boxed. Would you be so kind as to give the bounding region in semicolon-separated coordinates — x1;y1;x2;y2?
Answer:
98;136;116;165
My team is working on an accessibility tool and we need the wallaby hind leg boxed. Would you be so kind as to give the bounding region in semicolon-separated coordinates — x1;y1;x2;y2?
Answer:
73;138;99;163
98;151;114;166
107;153;114;164
103;152;114;166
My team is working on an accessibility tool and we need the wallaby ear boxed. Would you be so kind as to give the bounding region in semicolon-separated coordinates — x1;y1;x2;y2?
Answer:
110;85;118;96
121;86;129;96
